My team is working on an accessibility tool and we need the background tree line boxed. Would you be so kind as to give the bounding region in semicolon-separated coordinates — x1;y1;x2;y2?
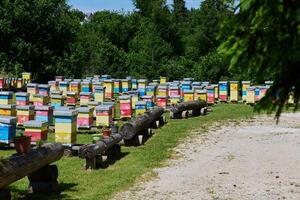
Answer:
0;0;234;82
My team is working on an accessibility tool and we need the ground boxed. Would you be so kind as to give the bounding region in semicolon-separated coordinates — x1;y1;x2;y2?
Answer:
112;113;300;200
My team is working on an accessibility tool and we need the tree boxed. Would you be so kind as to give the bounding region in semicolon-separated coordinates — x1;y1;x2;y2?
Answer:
219;0;300;117
173;0;188;24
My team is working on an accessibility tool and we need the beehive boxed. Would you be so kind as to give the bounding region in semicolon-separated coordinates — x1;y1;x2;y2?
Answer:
146;85;157;97
103;80;114;99
24;120;48;143
121;79;130;93
195;89;207;102
157;85;168;97
160;77;167;84
242;81;251;102
38;84;50;96
0;104;16;116
54;110;78;146
103;102;116;119
114;79;122;94
77;107;94;129
81;81;92;93
169;95;181;105
0;78;6;90
22;72;32;83
132;79;138;90
255;87;261;102
192;82;201;89
50;90;63;96
92;81;102;92
80;92;92;106
259;86;268;100
87;101;100;118
141;95;155;109
95;105;113;127
59;81;69;96
55;76;64;82
135;101;147;115
32;94;48;106
183;90;194;102
27;83;38;102
0;91;14;105
48;81;59;92
35;106;53;125
206;86;215;104
50;95;64;109
230;81;239;102
218;81;228;102
246;87;256;104
66;91;78;107
17;78;24;89
100;75;111;80
212;84;219;100
128;90;139;109
156;95;168;108
69;81;81;93
16;105;35;125
119;95;132;119
138;79;147;96
15;92;29;106
180;81;192;97
0;116;17;144
169;86;180;97
94;86;106;103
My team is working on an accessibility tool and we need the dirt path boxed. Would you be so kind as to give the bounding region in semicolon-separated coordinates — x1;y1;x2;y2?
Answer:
112;113;300;200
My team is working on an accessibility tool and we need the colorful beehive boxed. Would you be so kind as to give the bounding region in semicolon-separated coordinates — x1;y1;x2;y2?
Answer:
81;81;92;93
69;81;81;93
0;104;16;116
55;76;64;82
27;83;38;102
156;95;168;108
87;101;100;118
255;87;261;102
128;90;139;109
59;81;69;96
242;81;251;102
138;79;147;96
135;101;147;115
0;91;14;105
141;95;155;109
50;95;64;109
113;79;122;94
35;106;53;125
37;84;50;96
121;79;130;93
16;105;35;125
119;95;132;119
180;81;192;97
157;85;168;97
103;102;116;119
218;81;228;102
54;110;78;146
195;90;207;102
132;79;138;90
246;86;256;104
66;92;78;107
230;81;239;102
22;72;32;83
212;84;219;100
183;90;195;102
169;95;181;105
15;92;29;106
24;120;48;143
48;81;59;92
17;78;24;89
94;86;106;103
77;107;94;129
146;85;157;97
259;86;268;100
206;86;215;104
92;81;102;92
192;82;201;89
32;94;48;106
103;80;114;99
0;116;17;144
80;92;92;106
95;105;113;127
160;77;168;84
169;86;180;97
0;78;6;90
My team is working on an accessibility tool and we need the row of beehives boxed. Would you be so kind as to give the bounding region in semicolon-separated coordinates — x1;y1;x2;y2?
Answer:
0;72;32;90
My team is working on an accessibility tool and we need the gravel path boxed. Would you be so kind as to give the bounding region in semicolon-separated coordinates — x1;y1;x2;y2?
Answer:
112;113;300;200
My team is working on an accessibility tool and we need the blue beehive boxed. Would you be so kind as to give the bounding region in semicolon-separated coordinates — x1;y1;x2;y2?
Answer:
0;116;17;144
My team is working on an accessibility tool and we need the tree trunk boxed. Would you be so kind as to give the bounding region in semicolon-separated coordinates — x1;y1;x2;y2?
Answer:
0;143;64;189
170;100;207;117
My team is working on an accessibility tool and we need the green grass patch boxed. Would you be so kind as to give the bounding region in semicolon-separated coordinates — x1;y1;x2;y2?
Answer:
1;104;254;200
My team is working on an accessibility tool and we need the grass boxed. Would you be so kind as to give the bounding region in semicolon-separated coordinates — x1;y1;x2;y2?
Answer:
0;104;254;200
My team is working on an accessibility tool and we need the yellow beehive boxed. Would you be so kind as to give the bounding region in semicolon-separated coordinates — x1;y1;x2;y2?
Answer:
183;90;194;102
213;84;219;100
0;92;14;105
88;101;100;118
195;90;207;102
17;78;24;89
135;101;147;115
48;81;59;92
0;105;16;116
22;72;32;83
103;80;114;99
95;105;113;127
242;81;251;102
230;81;239;102
160;77;167;84
94;86;106;103
27;83;38;102
169;95;181;105
69;81;81;93
246;87;256;104
157;85;168;97
80;92;92;106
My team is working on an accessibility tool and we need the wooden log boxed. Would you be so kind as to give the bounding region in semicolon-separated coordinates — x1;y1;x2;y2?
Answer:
170;100;207;119
120;106;164;140
0;143;64;189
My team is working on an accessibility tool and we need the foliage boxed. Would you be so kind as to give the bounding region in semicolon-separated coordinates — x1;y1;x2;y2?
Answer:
219;0;300;117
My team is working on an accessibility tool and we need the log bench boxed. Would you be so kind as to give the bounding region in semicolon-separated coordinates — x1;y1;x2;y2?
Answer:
170;100;207;119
